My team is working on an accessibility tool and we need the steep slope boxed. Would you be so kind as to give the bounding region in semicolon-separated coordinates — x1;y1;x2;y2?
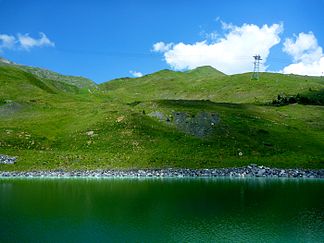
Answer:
0;65;84;102
0;65;57;100
0;56;97;90
19;65;96;90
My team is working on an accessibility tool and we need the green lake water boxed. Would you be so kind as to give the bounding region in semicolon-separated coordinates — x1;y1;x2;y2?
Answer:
0;177;323;242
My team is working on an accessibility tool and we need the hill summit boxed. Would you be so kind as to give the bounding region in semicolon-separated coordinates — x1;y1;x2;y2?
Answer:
186;65;226;77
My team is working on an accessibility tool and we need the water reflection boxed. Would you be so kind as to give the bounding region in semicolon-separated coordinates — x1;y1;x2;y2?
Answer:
0;177;323;242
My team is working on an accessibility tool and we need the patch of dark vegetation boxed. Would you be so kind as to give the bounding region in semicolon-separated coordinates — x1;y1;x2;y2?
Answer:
127;101;141;107
156;99;247;110
0;98;6;105
257;129;270;135
263;142;273;147
156;99;215;109
272;89;324;106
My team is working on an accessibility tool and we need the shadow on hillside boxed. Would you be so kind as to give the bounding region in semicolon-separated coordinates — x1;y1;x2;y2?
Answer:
156;99;249;109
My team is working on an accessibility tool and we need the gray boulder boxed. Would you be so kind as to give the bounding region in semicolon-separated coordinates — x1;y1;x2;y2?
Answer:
0;155;16;164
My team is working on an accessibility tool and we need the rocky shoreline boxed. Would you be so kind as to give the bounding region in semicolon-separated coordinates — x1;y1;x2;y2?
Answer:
0;164;324;178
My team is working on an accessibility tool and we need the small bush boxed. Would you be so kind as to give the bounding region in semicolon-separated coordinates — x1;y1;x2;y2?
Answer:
272;90;324;106
0;98;6;105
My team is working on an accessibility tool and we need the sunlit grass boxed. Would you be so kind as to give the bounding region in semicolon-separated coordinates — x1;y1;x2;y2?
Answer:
0;65;323;170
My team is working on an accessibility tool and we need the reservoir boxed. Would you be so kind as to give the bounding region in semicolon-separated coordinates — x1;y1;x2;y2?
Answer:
0;177;323;242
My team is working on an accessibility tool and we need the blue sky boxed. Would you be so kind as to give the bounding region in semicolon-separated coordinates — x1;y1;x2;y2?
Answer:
1;0;324;83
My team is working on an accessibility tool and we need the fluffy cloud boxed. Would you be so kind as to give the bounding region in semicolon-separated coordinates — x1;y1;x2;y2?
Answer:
17;32;55;50
153;23;283;74
0;32;54;51
0;34;16;50
282;32;324;76
129;70;143;78
282;60;324;76
152;42;173;52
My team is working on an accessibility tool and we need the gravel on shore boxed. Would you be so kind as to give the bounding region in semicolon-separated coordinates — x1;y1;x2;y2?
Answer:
0;164;324;178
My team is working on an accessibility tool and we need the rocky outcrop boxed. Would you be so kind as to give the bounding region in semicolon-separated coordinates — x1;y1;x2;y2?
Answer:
0;102;23;117
149;111;220;137
172;111;220;137
0;155;16;164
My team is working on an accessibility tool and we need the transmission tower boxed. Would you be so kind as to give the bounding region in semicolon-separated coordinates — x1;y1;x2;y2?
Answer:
251;55;262;80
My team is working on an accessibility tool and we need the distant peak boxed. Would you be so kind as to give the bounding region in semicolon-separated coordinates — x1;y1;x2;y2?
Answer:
145;69;179;77
0;57;15;65
193;65;216;70
156;69;177;74
186;66;226;76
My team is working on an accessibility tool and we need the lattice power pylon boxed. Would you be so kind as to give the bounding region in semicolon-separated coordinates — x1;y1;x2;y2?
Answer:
251;55;262;80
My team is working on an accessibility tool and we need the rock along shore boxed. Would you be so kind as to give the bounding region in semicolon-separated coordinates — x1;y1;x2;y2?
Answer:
0;164;324;179
0;154;16;165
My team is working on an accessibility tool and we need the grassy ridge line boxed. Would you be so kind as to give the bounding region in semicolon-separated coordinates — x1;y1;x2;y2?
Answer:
0;56;97;90
100;68;324;104
18;65;97;89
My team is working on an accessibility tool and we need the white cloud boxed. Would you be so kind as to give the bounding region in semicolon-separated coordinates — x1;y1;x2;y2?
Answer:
0;32;54;51
283;32;321;62
129;70;143;78
0;34;16;50
152;42;173;53
152;23;283;74
282;32;324;76
17;32;55;50
282;60;324;76
199;30;219;42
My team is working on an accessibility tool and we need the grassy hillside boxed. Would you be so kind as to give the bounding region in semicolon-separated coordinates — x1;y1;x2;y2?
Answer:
0;56;97;90
100;67;324;104
0;64;323;171
18;65;96;90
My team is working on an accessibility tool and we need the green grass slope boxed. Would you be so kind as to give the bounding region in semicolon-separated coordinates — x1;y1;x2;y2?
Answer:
0;56;97;90
100;67;324;104
0;64;323;171
186;65;226;77
18;65;96;90
0;65;88;101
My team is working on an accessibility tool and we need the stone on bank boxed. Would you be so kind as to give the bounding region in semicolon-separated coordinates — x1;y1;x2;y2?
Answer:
0;154;16;165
